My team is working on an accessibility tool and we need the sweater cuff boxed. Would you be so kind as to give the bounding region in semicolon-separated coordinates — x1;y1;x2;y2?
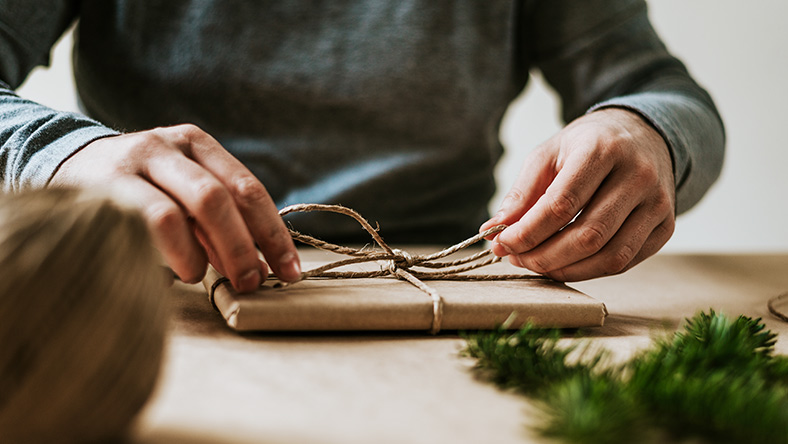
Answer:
588;91;724;214
24;118;119;189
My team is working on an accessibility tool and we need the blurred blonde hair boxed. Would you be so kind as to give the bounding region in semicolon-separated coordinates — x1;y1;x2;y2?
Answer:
0;188;169;443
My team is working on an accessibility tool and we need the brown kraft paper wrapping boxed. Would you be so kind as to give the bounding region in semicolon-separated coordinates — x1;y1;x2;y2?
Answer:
201;255;607;332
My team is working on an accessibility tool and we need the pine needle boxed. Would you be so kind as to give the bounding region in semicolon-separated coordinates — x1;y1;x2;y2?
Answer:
463;324;603;394
462;310;788;444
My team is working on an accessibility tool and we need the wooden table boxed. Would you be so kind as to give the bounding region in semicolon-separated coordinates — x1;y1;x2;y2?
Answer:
131;253;788;444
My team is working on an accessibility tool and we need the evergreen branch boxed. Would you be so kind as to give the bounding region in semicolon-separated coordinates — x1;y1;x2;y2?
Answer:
462;324;606;395
537;372;644;444
463;310;788;444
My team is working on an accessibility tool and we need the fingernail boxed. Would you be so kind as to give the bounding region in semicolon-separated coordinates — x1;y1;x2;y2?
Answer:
480;212;504;233
509;255;523;268
238;269;262;291
495;239;515;255
279;252;302;282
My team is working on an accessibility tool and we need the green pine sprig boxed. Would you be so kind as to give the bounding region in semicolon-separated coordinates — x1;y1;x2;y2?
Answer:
463;324;602;394
462;310;788;444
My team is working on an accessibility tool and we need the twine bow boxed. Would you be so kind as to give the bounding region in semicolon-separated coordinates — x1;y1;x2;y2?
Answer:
277;204;547;334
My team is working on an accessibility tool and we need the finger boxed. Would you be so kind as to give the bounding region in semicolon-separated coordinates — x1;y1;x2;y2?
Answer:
144;151;264;292
495;145;615;256
172;126;302;282
194;223;270;282
192;223;227;277
481;147;557;235
622;217;675;270
511;168;643;273
118;176;208;284
536;208;673;282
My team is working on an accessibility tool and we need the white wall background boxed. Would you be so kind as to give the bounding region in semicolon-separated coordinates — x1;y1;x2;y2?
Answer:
17;1;788;252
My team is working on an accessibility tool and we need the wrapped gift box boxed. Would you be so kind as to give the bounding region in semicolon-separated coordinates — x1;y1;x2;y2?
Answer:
202;249;607;333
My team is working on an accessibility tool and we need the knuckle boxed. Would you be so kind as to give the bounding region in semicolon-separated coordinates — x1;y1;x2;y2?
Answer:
520;255;552;275
160;123;205;149
546;190;581;223
597;138;622;158
654;219;676;241
130;128;188;160
177;266;206;285
230;175;269;207
603;245;635;275
529;141;555;164
145;202;185;234
508;228;537;252
651;192;675;216
192;180;229;215
128;132;166;156
503;188;526;206
632;161;660;187
174;123;204;139
574;222;608;254
592;129;628;157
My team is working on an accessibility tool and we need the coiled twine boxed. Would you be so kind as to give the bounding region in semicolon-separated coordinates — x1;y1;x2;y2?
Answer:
0;188;169;443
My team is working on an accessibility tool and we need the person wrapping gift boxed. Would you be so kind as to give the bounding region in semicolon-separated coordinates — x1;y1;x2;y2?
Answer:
0;0;724;293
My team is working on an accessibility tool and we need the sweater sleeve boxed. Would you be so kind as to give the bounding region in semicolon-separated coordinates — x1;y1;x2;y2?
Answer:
523;0;725;214
0;0;119;192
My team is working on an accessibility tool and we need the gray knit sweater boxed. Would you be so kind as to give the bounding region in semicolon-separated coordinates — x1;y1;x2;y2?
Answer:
0;0;724;243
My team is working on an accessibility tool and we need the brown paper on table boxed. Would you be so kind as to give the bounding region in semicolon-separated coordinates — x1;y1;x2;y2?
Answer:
202;253;607;332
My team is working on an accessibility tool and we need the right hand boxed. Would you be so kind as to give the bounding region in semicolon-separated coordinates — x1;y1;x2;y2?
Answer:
49;124;301;292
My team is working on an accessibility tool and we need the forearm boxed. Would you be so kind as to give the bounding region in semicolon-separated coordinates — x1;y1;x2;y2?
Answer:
0;84;118;192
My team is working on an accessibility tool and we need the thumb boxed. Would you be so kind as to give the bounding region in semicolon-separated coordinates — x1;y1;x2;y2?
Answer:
480;146;558;235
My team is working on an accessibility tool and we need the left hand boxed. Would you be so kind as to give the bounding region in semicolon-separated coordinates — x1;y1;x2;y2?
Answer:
480;108;676;281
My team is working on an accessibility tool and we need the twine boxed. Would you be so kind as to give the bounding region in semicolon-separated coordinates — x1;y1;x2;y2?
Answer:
767;292;788;323
276;204;548;334
0;188;169;443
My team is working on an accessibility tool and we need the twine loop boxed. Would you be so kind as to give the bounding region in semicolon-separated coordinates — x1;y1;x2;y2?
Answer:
277;203;548;334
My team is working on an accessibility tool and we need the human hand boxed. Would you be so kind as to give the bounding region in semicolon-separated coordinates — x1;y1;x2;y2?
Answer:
480;108;675;281
50;124;301;292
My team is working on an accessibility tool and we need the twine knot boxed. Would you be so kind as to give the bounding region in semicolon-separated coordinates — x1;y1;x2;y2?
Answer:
388;248;415;275
277;203;545;334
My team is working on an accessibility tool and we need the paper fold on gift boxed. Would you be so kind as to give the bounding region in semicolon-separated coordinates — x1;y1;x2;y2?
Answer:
202;263;607;333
